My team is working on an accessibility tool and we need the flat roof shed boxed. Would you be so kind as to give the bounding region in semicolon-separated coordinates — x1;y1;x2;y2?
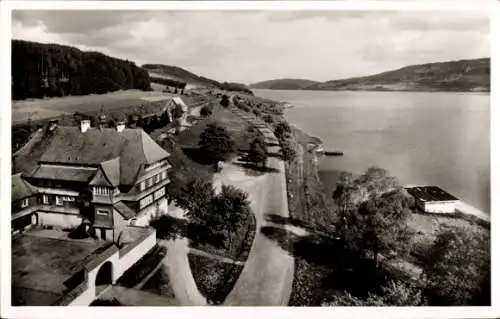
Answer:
12;231;112;305
405;186;459;202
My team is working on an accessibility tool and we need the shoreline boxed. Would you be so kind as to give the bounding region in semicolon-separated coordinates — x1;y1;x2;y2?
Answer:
258;94;490;226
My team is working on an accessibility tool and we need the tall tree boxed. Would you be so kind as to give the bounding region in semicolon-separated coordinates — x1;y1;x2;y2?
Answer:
168;177;215;225
247;136;268;168
281;138;297;162
332;167;412;267
423;227;490;306
210;185;252;253
199;122;235;164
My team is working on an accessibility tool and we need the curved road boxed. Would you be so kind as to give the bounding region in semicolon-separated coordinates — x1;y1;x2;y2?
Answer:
217;107;295;306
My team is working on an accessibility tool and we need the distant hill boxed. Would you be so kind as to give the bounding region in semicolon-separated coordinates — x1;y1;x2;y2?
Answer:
249;78;320;90
12;40;151;100
253;58;490;93
142;64;253;95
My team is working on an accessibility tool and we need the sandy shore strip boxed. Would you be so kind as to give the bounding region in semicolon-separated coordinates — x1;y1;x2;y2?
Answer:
455;201;490;222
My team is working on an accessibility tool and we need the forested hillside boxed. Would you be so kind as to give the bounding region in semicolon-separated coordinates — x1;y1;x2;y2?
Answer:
143;63;253;94
306;58;490;92
12;40;152;100
249;78;319;90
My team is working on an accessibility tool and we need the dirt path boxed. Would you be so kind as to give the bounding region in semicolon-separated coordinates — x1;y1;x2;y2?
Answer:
159;239;207;306
158;202;207;306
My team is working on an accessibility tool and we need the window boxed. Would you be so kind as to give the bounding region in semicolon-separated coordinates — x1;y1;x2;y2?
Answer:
96;209;108;216
154;187;166;200
139;195;153;209
154;174;159;184
100;229;107;241
63;196;75;202
21;198;29;208
42;195;49;205
94;187;110;195
161;171;167;180
55;196;63;206
139;182;145;192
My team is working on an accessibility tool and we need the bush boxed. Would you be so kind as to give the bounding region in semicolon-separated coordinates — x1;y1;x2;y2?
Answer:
423;227;490;306
220;94;230;108
262;114;274;125
275;121;292;139
200;105;213;117
281;139;297;162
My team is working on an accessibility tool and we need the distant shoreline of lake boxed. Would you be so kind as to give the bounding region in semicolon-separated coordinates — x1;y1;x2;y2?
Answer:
254;89;490;214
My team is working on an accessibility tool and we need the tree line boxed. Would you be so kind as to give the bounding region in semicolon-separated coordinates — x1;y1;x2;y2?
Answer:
12;40;152;100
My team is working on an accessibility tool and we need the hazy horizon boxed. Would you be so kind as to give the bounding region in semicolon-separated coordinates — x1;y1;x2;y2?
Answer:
12;10;489;84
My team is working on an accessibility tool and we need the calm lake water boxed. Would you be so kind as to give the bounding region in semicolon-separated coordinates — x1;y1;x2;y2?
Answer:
254;89;490;214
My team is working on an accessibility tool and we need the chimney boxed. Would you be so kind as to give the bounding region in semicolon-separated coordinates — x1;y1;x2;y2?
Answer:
80;119;91;133
116;121;126;132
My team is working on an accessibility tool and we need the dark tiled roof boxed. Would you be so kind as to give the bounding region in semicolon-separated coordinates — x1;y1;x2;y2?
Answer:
17;126;170;186
405;186;459;202
114;201;136;219
12;173;38;202
101;158;121;186
89;168;113;187
13;129;49;174
31;164;97;183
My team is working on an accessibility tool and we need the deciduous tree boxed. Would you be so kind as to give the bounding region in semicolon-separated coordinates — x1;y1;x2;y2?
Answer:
281;138;297;162
423;227;490;306
332;167;413;268
168;177;215;225
274;121;291;140
200;105;213;117
210;185;252;253
247;137;268;168
199;122;235;164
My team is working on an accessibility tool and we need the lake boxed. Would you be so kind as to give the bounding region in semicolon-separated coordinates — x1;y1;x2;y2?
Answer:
254;89;490;214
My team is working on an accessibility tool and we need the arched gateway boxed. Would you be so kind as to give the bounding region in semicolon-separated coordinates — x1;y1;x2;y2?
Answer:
95;261;113;296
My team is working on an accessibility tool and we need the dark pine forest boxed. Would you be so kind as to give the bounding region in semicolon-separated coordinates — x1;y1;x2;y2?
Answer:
12;40;152;100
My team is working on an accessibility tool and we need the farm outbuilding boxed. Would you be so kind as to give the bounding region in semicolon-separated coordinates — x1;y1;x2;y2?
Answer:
405;186;460;214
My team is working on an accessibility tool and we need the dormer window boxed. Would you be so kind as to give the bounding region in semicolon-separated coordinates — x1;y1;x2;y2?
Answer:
139;182;145;192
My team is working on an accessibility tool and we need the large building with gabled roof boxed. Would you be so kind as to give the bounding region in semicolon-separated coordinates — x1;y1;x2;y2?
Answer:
12;119;172;241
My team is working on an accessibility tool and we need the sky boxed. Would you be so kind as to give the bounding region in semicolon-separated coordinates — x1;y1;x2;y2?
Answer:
11;10;489;84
